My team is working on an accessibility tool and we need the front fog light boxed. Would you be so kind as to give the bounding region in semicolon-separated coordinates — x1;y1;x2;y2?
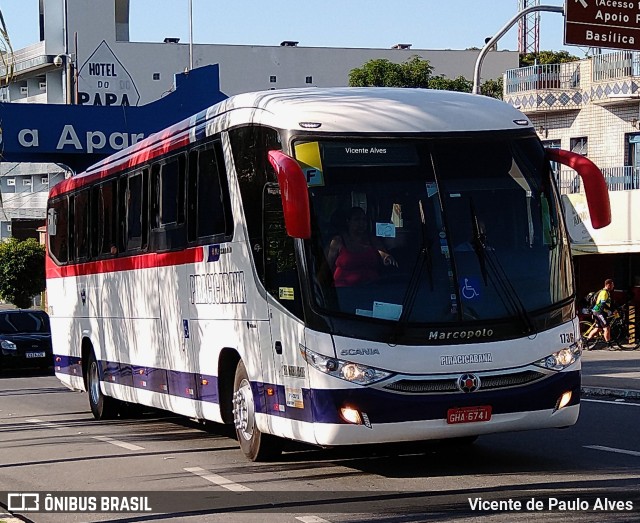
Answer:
340;407;362;425
556;391;572;410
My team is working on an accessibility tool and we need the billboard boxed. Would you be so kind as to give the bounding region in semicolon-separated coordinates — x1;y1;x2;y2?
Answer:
0;65;227;173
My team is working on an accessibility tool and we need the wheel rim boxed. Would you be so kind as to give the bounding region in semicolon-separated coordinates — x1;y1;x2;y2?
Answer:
89;361;100;406
233;378;255;441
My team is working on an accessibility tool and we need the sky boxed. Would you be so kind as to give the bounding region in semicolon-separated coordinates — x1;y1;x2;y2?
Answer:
0;0;592;57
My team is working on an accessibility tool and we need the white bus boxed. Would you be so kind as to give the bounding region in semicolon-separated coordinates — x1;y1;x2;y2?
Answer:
46;88;610;461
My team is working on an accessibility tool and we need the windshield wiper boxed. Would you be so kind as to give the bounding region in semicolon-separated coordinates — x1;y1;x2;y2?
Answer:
469;201;489;286
391;200;433;342
467;200;535;336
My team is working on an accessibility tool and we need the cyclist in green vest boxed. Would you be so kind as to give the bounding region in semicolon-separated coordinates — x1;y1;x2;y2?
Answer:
586;278;615;349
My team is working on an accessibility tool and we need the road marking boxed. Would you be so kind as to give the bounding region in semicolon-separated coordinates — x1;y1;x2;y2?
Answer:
92;435;145;451
184;466;252;492
591;372;640;379
296;517;333;523
26;418;65;430
585;445;640;457
582;399;640;407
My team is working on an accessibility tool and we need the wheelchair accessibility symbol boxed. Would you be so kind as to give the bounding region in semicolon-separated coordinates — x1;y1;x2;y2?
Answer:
460;278;480;300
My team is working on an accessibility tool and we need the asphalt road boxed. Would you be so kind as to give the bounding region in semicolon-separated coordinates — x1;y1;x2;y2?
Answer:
0;359;639;523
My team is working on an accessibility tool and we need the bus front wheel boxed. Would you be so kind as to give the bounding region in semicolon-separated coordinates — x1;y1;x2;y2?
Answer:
87;351;119;420
232;360;282;461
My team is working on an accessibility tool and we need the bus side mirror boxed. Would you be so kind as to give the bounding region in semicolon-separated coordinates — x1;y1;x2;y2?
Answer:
267;150;311;239
546;148;611;229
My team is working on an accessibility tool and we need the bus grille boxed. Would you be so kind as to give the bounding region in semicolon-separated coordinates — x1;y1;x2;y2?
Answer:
382;370;546;394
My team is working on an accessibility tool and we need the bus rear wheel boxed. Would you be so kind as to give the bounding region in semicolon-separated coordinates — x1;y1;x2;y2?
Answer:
87;351;119;420
232;360;282;461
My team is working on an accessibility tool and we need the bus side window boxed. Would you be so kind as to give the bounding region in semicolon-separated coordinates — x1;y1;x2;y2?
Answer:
97;179;118;256
149;155;187;252
75;189;90;261
229;125;282;281
47;197;69;264
126;170;148;252
118;176;128;253
263;183;302;318
187;140;233;244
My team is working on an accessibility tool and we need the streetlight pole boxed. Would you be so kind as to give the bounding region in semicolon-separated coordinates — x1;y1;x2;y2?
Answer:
189;0;194;70
472;4;564;94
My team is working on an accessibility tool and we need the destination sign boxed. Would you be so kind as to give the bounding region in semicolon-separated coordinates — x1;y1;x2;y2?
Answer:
564;0;640;51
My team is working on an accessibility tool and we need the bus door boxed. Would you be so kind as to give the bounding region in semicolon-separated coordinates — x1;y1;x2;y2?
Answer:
263;184;309;434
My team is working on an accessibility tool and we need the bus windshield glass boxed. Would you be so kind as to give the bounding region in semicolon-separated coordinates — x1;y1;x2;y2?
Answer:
297;134;572;324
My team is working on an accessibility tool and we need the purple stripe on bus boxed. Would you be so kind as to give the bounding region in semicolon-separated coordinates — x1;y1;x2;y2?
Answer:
54;353;579;425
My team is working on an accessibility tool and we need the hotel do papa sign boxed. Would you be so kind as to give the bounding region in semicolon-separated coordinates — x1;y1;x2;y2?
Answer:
564;0;640;51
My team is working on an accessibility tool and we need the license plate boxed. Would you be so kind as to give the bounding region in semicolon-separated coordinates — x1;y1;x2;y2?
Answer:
447;406;492;424
26;351;46;359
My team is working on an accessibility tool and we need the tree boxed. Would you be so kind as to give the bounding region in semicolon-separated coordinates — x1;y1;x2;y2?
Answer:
0;238;46;309
349;57;502;99
349;58;415;87
520;50;579;67
479;78;503;99
428;75;473;93
400;56;434;88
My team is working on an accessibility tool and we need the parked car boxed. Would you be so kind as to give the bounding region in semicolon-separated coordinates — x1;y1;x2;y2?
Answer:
0;309;52;370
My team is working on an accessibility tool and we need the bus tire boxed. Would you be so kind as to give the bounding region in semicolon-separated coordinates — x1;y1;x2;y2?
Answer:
232;360;282;461
87;351;119;420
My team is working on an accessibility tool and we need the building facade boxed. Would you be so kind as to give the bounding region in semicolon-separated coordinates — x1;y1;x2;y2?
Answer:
503;51;640;309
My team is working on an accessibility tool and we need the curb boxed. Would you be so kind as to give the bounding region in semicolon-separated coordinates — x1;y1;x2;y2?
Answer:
581;386;640;400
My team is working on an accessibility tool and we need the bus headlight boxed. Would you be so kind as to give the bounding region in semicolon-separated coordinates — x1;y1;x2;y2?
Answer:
300;346;393;385
534;343;580;371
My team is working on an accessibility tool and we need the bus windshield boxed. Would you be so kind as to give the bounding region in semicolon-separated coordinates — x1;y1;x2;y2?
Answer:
298;134;573;325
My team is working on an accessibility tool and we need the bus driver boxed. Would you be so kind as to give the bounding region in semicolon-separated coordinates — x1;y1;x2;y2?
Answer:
327;206;397;287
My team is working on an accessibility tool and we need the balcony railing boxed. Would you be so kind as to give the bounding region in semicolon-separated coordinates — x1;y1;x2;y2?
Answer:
556;166;640;195
504;63;581;95
0;42;48;78
592;51;640;82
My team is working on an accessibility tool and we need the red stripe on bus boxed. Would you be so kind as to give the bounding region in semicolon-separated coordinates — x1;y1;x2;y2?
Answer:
45;247;204;278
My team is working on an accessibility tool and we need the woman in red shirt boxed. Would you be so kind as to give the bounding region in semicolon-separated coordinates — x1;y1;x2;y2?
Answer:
327;207;397;287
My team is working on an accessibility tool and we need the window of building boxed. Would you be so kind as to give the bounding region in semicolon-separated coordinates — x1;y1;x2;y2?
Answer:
270;75;277;83
305;76;313;84
628;134;640;168
41;176;49;185
153;73;160;81
6;224;11;232
628;134;640;190
23;179;32;187
6;178;15;186
570;137;588;156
